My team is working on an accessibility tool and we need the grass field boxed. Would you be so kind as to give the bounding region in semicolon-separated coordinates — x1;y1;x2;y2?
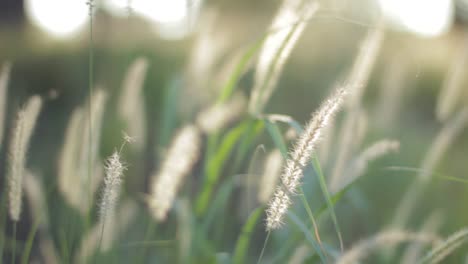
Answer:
1;0;468;263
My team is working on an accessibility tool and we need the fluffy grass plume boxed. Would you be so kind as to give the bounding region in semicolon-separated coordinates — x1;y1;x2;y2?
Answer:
7;95;42;221
436;38;468;121
148;125;201;221
336;230;440;264
0;62;10;147
249;0;319;114
58;89;108;214
196;92;246;133
332;139;399;194
266;87;346;230
99;151;126;226
258;149;283;203
418;228;468;264
118;57;148;150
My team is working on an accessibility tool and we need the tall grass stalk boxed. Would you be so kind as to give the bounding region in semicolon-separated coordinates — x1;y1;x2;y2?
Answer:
0;62;10;148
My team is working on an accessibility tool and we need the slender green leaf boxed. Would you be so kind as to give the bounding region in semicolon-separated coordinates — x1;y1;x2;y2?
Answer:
233;207;263;264
196;122;250;215
264;120;288;158
217;35;269;104
21;217;42;264
311;154;344;251
287;212;327;263
232;119;265;173
158;78;180;148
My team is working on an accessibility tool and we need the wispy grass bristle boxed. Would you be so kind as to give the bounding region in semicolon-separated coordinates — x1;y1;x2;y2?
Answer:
7;95;42;222
265;87;347;230
99;151;126;225
148;125;201;221
281;88;346;194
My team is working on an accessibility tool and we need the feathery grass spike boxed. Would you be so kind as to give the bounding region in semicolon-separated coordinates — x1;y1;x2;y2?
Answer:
149;125;201;221
99;151;126;224
8;96;42;221
266;87;347;230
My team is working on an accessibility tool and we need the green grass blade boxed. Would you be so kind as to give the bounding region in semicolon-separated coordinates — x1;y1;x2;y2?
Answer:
287;212;327;263
196;122;249;215
233;207;263;264
158;78;180;147
264;120;288;158
201;175;239;231
231;119;265;173
311;154;344;251
384;166;468;185
217;42;265;104
20;220;41;264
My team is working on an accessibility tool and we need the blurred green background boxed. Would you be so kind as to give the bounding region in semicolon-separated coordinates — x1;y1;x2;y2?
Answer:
1;0;468;262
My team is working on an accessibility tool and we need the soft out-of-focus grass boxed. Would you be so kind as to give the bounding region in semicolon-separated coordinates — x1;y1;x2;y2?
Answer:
1;1;468;263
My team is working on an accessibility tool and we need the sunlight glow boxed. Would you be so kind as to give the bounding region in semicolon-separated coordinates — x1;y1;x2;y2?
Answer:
132;0;188;24
377;0;454;37
25;0;89;37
